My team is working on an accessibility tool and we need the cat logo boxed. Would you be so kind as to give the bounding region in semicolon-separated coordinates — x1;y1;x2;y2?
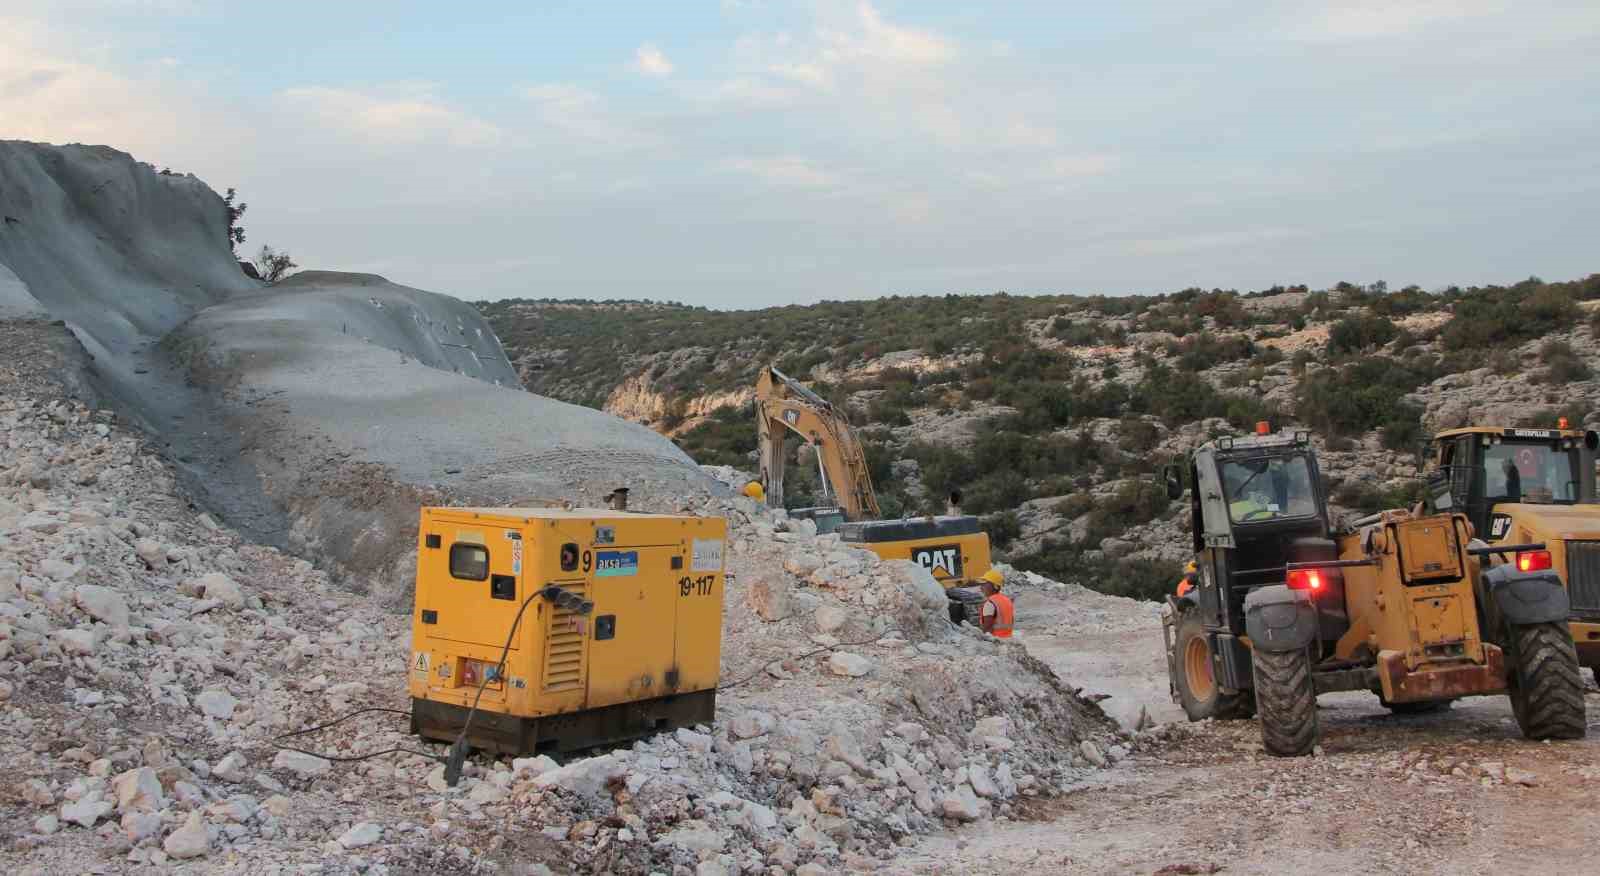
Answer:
912;544;962;578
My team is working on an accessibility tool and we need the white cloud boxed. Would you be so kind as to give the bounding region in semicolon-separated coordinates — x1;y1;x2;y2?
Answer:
631;43;675;77
520;83;657;148
277;86;501;148
1285;1;1506;41
721;155;839;188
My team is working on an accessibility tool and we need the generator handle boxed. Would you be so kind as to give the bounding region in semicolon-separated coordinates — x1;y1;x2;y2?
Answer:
1467;542;1544;558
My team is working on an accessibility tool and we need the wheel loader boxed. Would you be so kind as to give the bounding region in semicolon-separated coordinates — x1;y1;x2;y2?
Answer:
1424;420;1600;674
1161;423;1586;756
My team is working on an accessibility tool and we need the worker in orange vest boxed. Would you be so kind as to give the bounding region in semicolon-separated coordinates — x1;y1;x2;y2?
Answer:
978;569;1013;638
1175;560;1199;598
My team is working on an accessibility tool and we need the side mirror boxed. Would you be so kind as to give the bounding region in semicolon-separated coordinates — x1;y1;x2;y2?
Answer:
1163;464;1184;501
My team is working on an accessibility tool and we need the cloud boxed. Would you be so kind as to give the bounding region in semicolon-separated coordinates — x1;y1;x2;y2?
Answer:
631;43;675;77
1284;1;1506;42
277;86;502;148
721;155;839;188
519;83;657;148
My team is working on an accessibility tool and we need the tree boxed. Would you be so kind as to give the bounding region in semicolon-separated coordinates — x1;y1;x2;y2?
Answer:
253;245;298;284
223;188;247;252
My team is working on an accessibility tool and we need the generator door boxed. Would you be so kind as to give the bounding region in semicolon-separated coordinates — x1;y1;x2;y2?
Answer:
582;543;679;708
420;524;524;650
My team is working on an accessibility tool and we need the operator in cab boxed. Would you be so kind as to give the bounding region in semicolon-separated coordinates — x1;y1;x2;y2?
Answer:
978;569;1013;638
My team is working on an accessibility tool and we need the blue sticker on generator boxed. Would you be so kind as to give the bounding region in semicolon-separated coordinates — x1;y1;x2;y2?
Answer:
594;550;638;577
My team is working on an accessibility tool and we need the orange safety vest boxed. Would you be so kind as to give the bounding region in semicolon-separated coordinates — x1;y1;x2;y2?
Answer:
985;593;1014;638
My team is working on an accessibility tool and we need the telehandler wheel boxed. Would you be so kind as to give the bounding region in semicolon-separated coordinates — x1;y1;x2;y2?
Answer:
1508;621;1587;741
1173;610;1253;721
1252;646;1319;757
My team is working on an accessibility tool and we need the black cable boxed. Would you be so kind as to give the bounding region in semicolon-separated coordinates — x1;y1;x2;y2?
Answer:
270;707;445;764
443;589;543;785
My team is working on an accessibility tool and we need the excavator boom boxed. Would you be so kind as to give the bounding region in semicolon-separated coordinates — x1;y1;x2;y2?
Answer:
755;365;881;520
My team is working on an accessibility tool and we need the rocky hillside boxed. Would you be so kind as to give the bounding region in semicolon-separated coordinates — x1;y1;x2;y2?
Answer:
482;276;1600;598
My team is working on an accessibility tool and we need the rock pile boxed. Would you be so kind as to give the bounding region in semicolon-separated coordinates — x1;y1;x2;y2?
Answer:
0;322;1123;874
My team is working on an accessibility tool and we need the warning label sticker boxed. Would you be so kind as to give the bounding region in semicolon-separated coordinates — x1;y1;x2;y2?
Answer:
413;651;430;674
692;538;725;572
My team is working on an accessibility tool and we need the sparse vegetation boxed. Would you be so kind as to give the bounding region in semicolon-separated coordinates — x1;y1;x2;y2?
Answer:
223;187;246;252
253;245;298;285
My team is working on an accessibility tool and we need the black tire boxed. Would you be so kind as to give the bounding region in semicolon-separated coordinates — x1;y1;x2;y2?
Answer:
1252;646;1319;757
1173;610;1254;721
1508;621;1587;741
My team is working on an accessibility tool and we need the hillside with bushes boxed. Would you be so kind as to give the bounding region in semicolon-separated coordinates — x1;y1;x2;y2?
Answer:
479;275;1600;600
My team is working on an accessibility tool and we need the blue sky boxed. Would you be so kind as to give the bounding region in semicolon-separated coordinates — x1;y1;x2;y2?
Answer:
4;1;1599;306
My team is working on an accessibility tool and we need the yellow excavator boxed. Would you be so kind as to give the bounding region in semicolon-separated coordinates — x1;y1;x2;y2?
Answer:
753;365;995;621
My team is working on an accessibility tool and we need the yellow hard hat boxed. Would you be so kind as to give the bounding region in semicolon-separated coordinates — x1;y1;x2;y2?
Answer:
981;568;1004;589
742;481;765;500
1185;560;1198;573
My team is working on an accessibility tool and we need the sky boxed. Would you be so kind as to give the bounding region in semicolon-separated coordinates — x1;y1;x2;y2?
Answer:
3;0;1599;307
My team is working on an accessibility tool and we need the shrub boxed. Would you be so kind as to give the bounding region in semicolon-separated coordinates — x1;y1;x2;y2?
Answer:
1331;480;1424;515
1083;480;1170;545
1538;339;1592;384
1011;544;1180;602
1326;315;1398;356
983;511;1022;549
1440;281;1580;350
1297;356;1437;440
253;245;297;284
223;187;246;252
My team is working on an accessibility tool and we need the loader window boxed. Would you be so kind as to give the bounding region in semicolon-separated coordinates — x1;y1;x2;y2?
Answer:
1484;442;1579;505
449;543;489;580
1223;455;1317;523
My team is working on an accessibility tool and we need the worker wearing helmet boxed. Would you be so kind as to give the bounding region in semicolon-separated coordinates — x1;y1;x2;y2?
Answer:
1176;561;1199;598
742;481;765;501
978;568;1013;638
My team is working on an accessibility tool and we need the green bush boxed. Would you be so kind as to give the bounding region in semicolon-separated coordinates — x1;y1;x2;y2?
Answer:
1296;356;1437;439
673;404;756;467
1538;339;1592;384
1331;480;1424;515
1011;544;1181;602
1083;481;1170;545
983;511;1022;549
1326;315;1398;356
1440;280;1580;350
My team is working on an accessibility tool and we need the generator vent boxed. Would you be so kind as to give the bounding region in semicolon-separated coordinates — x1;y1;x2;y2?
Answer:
542;582;589;693
1567;540;1600;617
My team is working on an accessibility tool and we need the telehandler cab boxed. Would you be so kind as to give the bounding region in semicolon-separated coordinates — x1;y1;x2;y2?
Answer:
1162;423;1586;756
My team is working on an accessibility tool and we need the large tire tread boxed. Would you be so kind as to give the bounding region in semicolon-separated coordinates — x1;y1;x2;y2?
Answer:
1173;611;1254;721
1509;621;1586;741
1253;647;1319;757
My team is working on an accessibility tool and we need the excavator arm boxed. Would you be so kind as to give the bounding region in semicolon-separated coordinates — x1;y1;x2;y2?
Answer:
755;365;881;520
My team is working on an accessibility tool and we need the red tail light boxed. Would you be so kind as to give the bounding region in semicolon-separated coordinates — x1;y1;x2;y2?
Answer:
1255;421;1271;435
1287;569;1323;591
1516;550;1552;572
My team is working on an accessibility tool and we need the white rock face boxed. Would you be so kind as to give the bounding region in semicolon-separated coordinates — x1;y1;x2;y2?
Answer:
196;572;245;608
338;822;383;848
213;751;249;783
272;749;332;778
827;652;873;677
60;795;112;828
163;811;210;859
730;710;775;740
74;584;129;627
55;628;96;655
533;754;624;799
111;766;164;813
195;688;238;720
941;784;984;821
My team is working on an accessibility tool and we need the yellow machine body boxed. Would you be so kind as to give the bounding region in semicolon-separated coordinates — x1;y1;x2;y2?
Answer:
408;507;726;755
1332;512;1506;703
1432;425;1600;671
854;530;993;587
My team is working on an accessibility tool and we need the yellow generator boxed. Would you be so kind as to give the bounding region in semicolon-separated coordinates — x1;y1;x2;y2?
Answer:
408;507;726;755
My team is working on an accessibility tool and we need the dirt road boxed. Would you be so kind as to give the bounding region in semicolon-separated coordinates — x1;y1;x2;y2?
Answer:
902;582;1600;875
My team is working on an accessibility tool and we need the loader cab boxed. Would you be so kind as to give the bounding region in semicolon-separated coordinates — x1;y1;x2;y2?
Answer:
1427;426;1599;542
1167;426;1339;647
787;506;846;535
